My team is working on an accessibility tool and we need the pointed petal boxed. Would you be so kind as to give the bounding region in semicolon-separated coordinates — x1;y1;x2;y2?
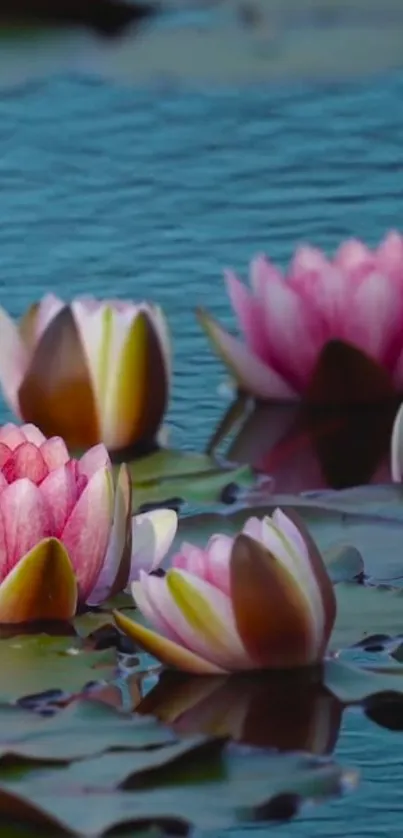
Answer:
113;610;227;674
130;509;178;578
103;310;168;450
166;569;250;670
18;306;100;449
281;510;337;653
0;306;28;416
204;535;233;595
78;444;111;480
61;467;113;602
132;573;184;642
224;270;269;359
0;537;77;623
19;424;47;446
40;465;79;535
230;534;316;668
0;424;33;449
39;437;70;471
19;303;40;351
35;293;65;340
87;464;132;605
0;443;12;469
391;403;403;481
2;442;48;486
197;308;297;401
0;479;52;572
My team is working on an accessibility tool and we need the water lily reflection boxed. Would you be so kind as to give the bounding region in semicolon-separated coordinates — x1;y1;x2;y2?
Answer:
137;669;343;756
209;397;396;491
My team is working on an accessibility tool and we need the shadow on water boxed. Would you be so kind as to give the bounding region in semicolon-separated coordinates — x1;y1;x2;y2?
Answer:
135;668;344;755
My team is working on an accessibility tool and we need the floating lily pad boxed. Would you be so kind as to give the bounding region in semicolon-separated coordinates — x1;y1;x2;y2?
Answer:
333;584;403;649
0;699;176;762
323;659;403;704
125;449;255;511
0;636;115;702
0;741;354;836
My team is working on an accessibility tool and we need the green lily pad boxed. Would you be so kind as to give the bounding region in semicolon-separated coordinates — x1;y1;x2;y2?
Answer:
333;584;403;649
125;449;255;511
0;699;175;762
0;742;354;836
324;659;403;704
0;636;115;702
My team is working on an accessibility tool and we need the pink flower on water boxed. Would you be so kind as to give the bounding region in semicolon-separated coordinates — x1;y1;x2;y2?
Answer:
0;423;177;624
198;231;403;403
0;294;170;451
114;509;336;674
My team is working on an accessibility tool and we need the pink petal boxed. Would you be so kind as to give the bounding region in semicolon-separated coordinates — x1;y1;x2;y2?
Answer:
171;543;208;577
40;465;79;535
272;508;310;560
61;467;113;602
88;464;131;605
40;437;70;471
19;424;47;446
249;254;283;299
334;239;374;276
376;230;403;279
198;310;297;401
137;569;245;669
0;308;28;416
129;509;178;578
0;478;52;572
290;245;330;278
262;274;323;389
78;444;111;480
204;535;233;595
133;571;185;643
0;444;12;470
0;424;27;450
344;272;403;366
2;442;48;486
164;569;250;670
224;270;269;360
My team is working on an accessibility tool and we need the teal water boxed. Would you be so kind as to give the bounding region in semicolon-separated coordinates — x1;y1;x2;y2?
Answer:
0;64;403;835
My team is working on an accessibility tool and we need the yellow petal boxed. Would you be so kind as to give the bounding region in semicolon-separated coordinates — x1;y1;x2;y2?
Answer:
230;534;315;668
104;311;168;451
18;306;100;448
0;538;77;624
113;610;226;674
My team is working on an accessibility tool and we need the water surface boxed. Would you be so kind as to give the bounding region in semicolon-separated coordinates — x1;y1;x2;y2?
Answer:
0;59;402;837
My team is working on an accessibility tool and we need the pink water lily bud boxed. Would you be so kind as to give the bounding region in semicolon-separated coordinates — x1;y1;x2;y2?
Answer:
0;423;178;624
0;294;171;451
197;231;403;405
114;508;336;674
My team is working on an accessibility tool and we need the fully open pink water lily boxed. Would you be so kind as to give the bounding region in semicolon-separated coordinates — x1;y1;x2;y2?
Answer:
198;231;403;404
114;509;336;674
0;294;170;451
0;423;177;623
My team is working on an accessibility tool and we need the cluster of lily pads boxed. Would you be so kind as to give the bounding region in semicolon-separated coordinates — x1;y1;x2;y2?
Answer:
1;233;403;832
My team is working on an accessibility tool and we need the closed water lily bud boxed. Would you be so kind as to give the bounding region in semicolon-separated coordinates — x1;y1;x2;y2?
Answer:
0;422;177;623
114;508;336;673
198;231;403;406
0;295;170;452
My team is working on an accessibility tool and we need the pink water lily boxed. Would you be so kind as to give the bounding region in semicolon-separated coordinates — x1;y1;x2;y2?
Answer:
0;294;170;451
198;231;403;404
0;423;177;623
114;509;336;674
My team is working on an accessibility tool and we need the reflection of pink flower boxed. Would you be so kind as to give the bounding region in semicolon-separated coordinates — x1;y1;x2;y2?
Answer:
0;294;170;451
0;423;177;624
115;509;336;674
199;232;403;402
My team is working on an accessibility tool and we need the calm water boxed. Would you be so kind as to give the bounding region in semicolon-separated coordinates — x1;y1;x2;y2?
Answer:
0;61;402;836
